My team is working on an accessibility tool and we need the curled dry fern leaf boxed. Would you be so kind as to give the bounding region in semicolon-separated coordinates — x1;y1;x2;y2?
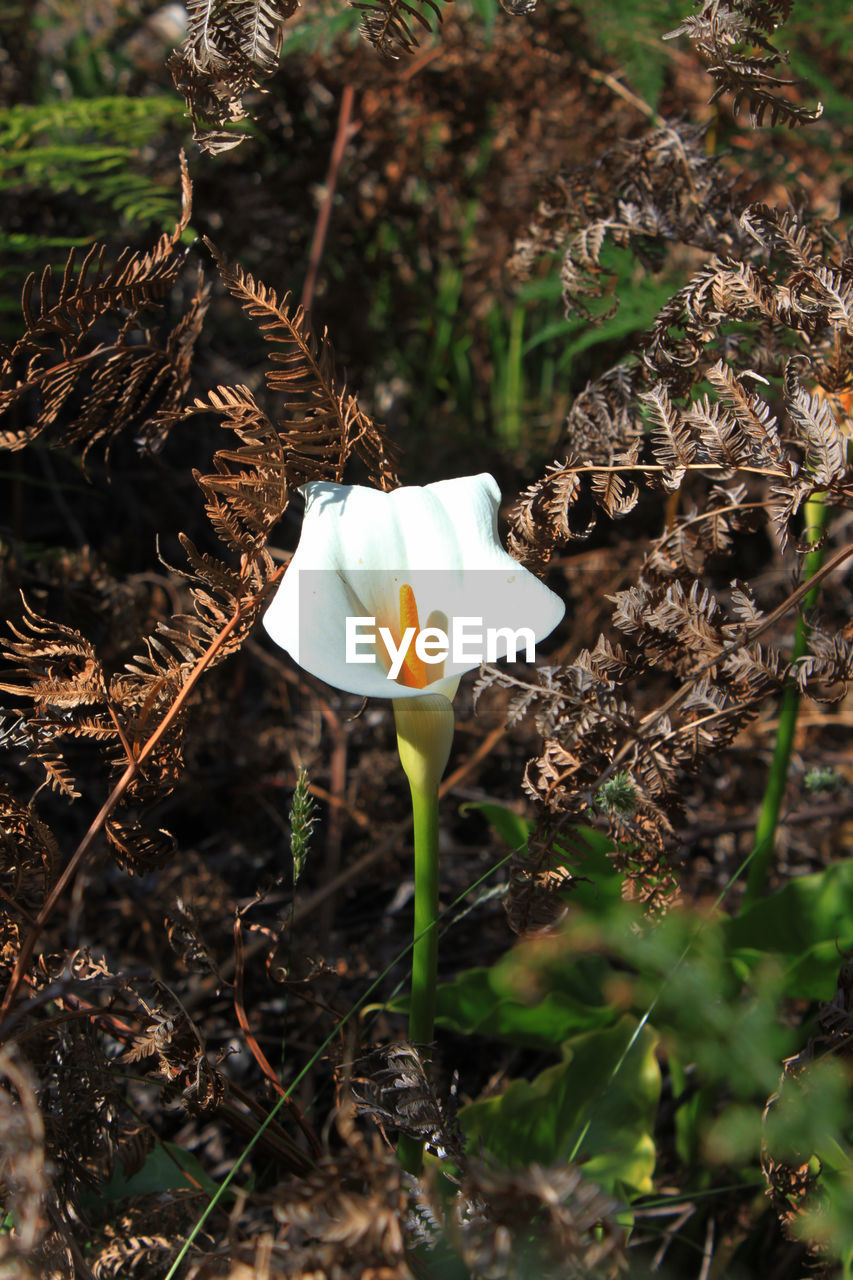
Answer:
666;0;823;127
510;124;744;317
503;176;852;910
355;0;444;62
0;154;202;461
192;385;288;551
204;241;398;490
0;599;115;798
168;0;299;153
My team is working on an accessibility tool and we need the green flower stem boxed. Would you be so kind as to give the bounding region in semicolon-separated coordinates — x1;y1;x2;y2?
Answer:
742;494;830;910
397;780;440;1176
407;781;440;1046
392;692;455;1176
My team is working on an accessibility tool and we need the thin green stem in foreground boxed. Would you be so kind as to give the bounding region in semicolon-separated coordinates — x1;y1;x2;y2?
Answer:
398;781;440;1176
742;494;830;910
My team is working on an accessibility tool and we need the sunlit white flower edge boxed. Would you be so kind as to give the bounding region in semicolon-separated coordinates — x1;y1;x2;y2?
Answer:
263;473;565;699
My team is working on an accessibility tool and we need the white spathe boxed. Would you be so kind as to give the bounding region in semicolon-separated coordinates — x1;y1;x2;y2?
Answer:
263;473;565;700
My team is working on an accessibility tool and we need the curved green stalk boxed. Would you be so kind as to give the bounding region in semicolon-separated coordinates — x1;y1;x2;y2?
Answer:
742;494;830;910
397;781;440;1176
392;693;454;1174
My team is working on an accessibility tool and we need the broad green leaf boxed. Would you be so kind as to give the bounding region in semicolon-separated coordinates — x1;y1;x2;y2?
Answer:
432;952;617;1047
460;1016;660;1198
461;800;531;851
726;861;853;998
552;828;624;915
462;802;625;915
96;1140;225;1202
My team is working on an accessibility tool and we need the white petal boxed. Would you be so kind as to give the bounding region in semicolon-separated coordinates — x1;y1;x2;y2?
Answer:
262;474;564;698
424;473;505;568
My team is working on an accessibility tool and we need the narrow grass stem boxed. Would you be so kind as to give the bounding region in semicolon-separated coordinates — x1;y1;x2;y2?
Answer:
398;780;440;1176
742;495;830;910
162;848;516;1280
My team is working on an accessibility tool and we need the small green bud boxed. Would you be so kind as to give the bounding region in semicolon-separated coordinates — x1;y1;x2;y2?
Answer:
595;771;638;818
804;766;843;795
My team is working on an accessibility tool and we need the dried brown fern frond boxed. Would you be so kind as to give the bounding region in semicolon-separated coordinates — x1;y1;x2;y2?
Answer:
0;155;203;462
268;1098;412;1273
353;1042;463;1157
0;599;118;800
666;0;823;127
168;0;299;153
506;172;851;912
100;363;297;829
115;979;227;1114
5;525;272;993
508;458;598;566
450;1156;626;1280
475;560;802;911
563;364;646;464
0;781;60;971
204;242;399;490
793;626;853;704
83;1170;205;1278
36;1017;122;1196
645;208;853;399
0;1045;48;1262
355;0;444;62
510;123;745;316
191;387;288;550
513;203;852;568
90;1227;176;1280
500;536;853;910
1;240;395;928
104;546;274;835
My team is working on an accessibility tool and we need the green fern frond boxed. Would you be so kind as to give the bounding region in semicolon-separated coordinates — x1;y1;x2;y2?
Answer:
0;97;186;232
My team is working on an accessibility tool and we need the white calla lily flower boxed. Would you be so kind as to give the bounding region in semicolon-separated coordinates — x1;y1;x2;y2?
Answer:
263;473;564;1173
262;473;565;701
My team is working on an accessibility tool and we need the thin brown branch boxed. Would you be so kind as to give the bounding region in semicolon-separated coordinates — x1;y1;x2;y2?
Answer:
232;912;322;1157
441;722;507;794
676;799;853;849
301;85;359;315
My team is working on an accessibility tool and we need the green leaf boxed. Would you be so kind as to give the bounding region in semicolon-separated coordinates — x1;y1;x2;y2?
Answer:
0;96;185;232
432;951;617;1047
462;804;624;915
460;800;531;851
551;827;624;915
725;860;853;998
96;1140;225;1202
460;1016;660;1198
